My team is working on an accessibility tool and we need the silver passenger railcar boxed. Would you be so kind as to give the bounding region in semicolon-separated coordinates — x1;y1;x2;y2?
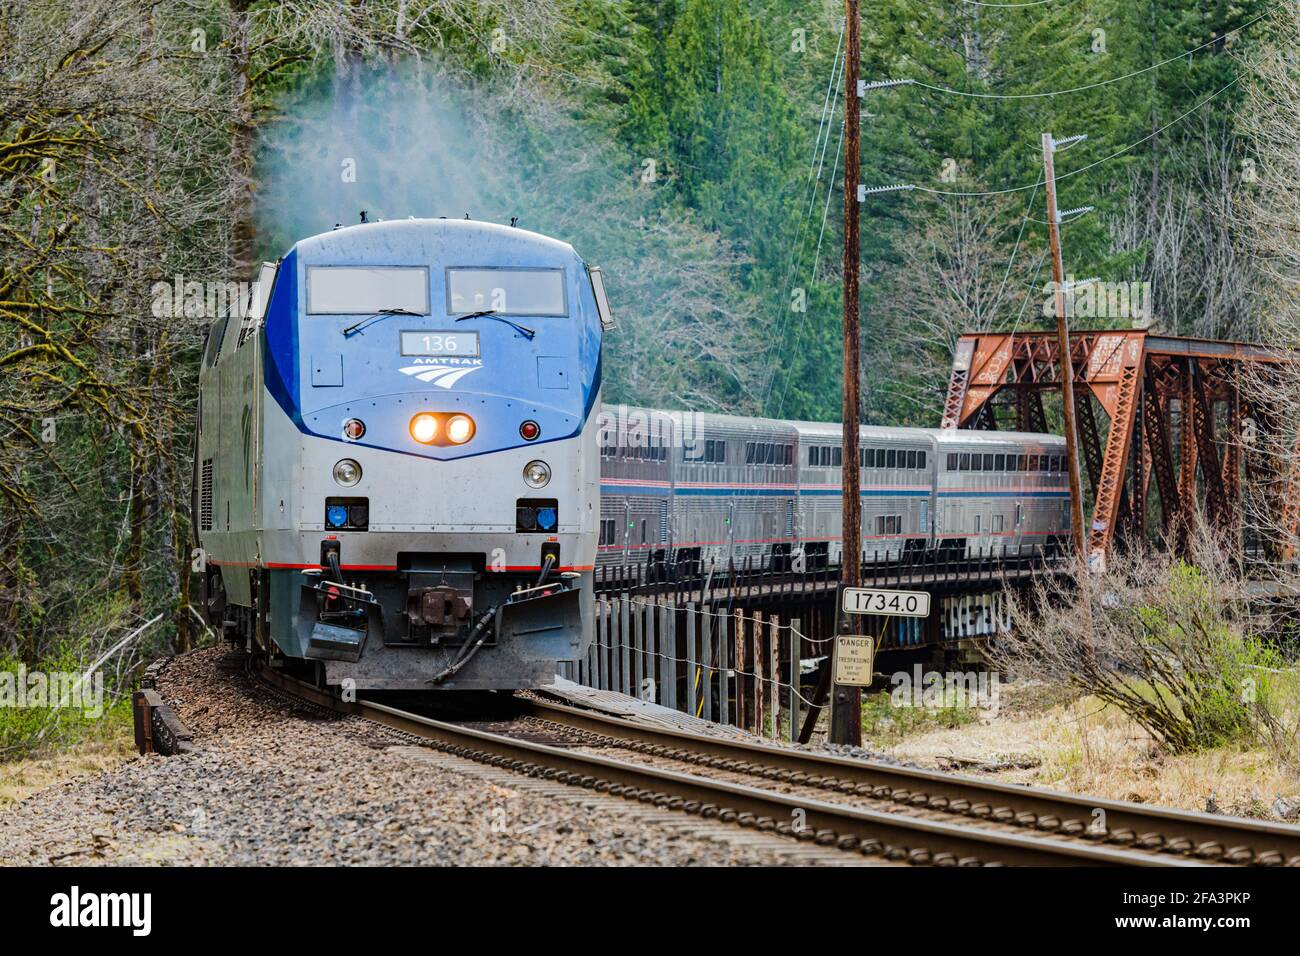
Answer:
934;429;1071;558
595;407;1069;573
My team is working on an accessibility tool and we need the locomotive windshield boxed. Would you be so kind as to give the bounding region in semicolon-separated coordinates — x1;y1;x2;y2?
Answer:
306;266;430;314
447;267;567;316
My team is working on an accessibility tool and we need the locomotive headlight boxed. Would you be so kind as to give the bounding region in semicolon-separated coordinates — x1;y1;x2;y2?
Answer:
333;459;362;486
409;413;439;444
523;460;551;489
446;414;475;445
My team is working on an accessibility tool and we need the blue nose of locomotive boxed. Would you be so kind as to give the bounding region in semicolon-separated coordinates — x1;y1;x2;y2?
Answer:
262;218;603;459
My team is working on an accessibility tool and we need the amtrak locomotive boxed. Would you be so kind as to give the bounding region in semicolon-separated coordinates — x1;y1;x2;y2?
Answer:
193;218;1069;693
194;219;611;690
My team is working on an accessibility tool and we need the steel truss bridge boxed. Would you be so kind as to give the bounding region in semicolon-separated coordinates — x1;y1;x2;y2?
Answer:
941;330;1300;571
585;331;1298;659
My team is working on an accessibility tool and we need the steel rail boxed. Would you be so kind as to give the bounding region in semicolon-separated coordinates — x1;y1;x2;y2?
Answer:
523;695;1300;867
254;663;1207;867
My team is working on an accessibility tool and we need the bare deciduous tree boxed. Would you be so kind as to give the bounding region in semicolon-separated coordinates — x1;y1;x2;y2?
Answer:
988;530;1298;760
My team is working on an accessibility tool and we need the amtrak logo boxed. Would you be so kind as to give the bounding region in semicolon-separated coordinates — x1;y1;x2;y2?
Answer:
399;359;482;389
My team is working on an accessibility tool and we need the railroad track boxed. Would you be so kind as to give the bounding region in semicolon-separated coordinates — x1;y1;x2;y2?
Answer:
253;663;1299;867
519;694;1300;867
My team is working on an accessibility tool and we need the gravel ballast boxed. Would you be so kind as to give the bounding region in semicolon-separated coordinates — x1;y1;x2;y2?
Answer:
0;648;844;866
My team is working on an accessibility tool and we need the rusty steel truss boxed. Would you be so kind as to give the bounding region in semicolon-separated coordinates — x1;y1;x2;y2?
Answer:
940;331;1300;570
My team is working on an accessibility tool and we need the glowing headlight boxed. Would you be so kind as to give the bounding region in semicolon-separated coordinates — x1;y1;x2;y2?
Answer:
523;460;551;489
333;459;362;486
409;413;439;444
446;414;475;445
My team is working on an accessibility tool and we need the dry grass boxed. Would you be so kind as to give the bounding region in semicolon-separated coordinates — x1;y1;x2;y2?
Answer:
877;683;1300;820
0;724;135;808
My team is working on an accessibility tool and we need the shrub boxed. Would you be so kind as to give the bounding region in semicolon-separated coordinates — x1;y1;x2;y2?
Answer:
988;534;1299;759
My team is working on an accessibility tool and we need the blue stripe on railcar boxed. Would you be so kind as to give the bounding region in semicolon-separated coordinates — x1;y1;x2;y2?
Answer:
601;485;1068;499
938;490;1070;498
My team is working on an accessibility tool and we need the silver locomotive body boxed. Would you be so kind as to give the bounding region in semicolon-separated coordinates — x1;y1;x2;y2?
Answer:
194;219;608;690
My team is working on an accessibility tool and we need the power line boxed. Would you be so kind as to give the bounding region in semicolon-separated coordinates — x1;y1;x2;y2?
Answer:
773;118;844;421
812;122;847;276
986;173;1042;321
1011;250;1051;331
763;26;846;415
910;10;1266;100
910;76;1240;197
959;0;1057;6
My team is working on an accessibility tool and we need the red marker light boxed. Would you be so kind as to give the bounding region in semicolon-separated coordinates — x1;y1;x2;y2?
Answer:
520;420;541;441
343;418;366;440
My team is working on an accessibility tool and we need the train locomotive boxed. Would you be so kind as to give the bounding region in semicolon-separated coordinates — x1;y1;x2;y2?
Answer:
193;217;1070;694
194;218;612;690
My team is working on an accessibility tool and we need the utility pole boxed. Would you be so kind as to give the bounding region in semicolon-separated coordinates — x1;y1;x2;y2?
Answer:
830;0;862;747
1041;133;1087;563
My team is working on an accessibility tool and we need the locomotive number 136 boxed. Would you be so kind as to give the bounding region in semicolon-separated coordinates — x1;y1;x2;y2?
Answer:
400;331;480;356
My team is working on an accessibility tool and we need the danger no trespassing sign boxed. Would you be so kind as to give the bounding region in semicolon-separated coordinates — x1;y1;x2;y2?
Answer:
833;635;875;687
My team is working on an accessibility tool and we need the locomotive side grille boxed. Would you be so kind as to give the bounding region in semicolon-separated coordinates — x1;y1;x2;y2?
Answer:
200;458;214;531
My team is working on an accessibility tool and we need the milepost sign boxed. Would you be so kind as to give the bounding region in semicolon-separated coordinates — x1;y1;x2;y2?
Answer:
841;587;931;618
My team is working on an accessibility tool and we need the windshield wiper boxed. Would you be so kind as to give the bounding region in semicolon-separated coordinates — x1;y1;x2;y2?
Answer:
454;309;536;341
342;307;424;338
